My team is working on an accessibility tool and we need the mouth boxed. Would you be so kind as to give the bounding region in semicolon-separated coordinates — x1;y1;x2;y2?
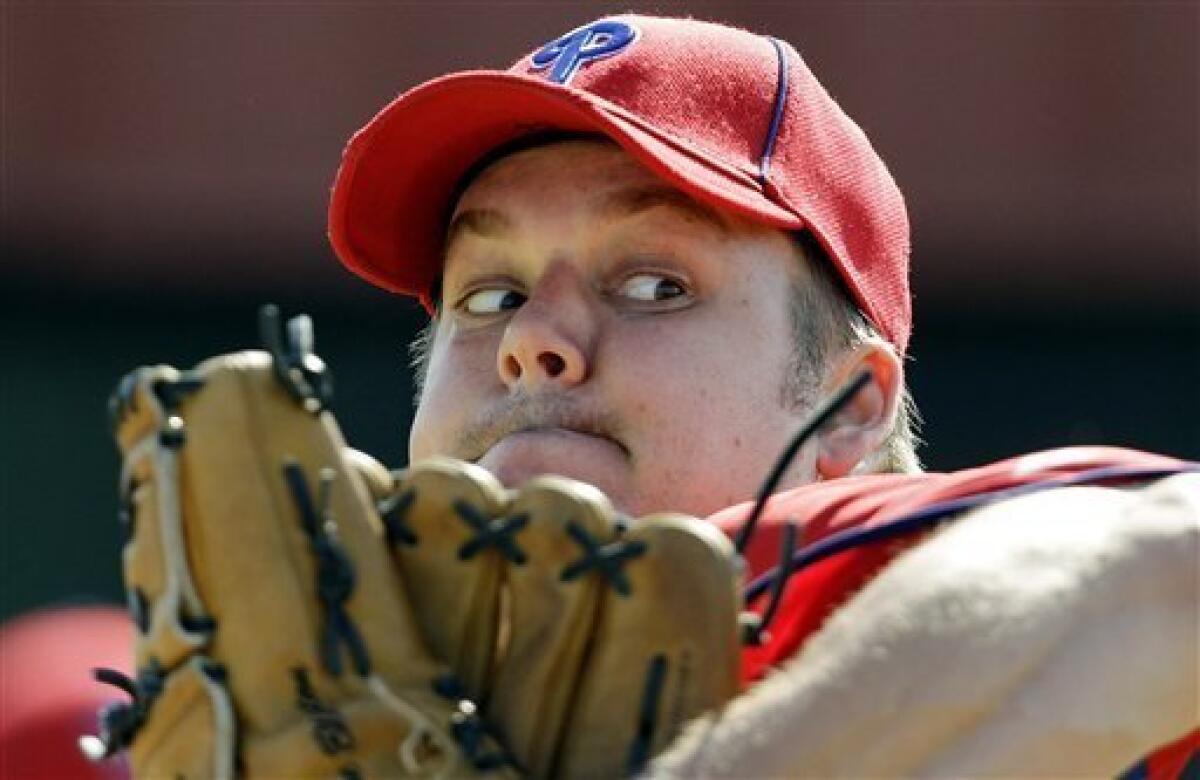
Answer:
473;425;631;489
457;399;630;466
474;425;631;462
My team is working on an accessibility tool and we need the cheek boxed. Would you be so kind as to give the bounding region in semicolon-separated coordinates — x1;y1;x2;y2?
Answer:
612;306;788;411
408;395;445;460
605;311;801;511
612;336;754;440
407;328;496;459
629;388;807;514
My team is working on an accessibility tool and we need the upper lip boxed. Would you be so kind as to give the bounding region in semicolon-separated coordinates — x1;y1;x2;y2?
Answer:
512;423;610;441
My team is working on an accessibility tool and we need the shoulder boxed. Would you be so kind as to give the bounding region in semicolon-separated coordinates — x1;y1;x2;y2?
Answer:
714;445;1195;581
723;446;1197;681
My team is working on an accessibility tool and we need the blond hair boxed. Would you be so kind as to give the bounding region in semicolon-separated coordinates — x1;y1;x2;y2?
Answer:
786;231;922;473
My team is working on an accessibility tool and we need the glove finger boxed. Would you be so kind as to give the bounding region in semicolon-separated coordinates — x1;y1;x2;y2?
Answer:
386;458;510;700
343;447;397;503
115;365;213;671
179;351;444;692
556;515;743;779
485;476;618;778
112;352;482;778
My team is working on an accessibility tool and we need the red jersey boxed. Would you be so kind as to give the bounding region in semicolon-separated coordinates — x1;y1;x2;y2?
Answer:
710;446;1198;780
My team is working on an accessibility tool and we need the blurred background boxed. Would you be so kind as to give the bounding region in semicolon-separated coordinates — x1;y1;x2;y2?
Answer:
2;2;1197;624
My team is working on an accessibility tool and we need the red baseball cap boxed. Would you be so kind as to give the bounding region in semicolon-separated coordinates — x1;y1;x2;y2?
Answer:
328;14;912;353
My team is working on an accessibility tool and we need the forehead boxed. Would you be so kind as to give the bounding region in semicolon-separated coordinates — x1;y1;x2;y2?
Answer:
447;138;772;240
453;139;655;210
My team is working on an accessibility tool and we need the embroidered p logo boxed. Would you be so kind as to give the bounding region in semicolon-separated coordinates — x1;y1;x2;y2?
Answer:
530;20;639;85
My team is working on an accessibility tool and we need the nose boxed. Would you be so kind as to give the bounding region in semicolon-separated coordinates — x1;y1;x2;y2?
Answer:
497;268;595;391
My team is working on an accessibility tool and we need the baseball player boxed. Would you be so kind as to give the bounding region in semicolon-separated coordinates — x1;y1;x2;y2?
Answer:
327;13;1198;777
89;13;1198;779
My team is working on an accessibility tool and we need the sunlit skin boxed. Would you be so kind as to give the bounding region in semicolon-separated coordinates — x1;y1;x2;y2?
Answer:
409;140;898;518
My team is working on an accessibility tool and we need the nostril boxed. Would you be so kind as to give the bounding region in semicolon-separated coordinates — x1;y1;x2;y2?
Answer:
538;352;566;377
504;354;522;380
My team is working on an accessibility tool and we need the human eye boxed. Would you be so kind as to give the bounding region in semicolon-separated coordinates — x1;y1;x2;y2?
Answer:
458;286;526;316
614;272;689;304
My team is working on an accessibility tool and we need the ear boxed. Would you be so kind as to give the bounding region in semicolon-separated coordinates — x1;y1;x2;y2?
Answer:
815;341;903;478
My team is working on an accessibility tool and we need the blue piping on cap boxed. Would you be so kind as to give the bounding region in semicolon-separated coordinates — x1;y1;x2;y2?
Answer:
758;37;789;186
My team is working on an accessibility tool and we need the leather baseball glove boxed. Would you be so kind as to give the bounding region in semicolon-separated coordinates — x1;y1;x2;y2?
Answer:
84;307;742;779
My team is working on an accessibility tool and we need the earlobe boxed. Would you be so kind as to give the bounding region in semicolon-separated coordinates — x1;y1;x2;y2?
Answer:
816;343;902;478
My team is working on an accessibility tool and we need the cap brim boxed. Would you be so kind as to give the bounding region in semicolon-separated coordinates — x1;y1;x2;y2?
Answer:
328;70;804;310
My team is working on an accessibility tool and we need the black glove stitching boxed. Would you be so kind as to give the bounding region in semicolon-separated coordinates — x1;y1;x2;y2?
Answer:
454;501;529;564
560;521;647;597
282;460;371;678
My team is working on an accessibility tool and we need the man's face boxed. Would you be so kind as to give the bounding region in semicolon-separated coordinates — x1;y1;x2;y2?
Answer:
409;140;824;517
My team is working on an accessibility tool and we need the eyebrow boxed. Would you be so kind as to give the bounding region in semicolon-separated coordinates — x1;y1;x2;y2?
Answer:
443;182;730;259
444;208;514;259
599;183;730;233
